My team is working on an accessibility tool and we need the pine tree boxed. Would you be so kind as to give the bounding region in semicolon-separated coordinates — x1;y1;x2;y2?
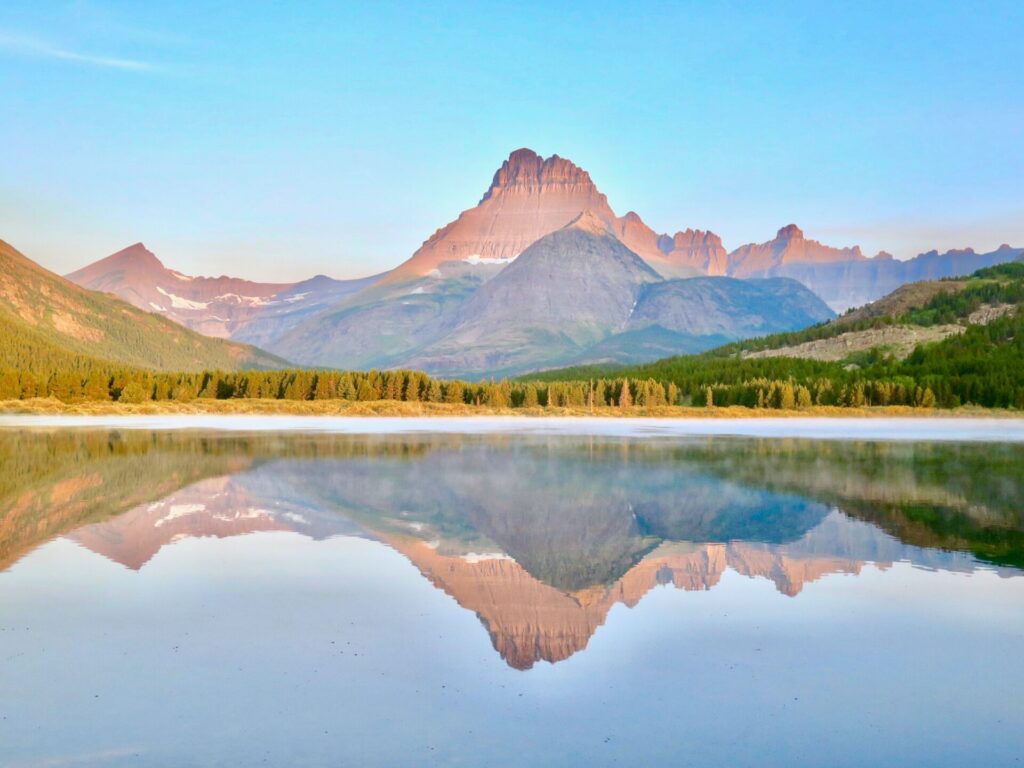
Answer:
618;380;632;408
119;381;149;404
444;381;464;404
780;381;796;410
356;380;377;401
426;378;443;403
524;383;539;407
796;385;812;409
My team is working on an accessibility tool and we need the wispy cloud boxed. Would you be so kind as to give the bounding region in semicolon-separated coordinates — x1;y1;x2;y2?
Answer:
0;31;156;71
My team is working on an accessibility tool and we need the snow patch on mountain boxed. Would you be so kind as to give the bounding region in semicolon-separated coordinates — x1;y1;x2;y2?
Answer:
156;287;209;310
465;254;517;265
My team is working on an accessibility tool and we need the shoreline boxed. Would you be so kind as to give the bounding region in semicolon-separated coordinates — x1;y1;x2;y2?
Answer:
0;397;1018;419
1;401;1022;442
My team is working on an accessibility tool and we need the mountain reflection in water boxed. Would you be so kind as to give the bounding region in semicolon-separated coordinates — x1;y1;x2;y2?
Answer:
1;430;1022;670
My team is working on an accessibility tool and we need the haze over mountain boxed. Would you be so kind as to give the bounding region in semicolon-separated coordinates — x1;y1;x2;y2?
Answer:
66;243;384;341
750;241;1024;312
278;213;832;376
0;239;283;373
59;148;1023;376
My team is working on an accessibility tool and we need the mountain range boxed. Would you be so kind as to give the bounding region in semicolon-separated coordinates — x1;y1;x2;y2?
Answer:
42;147;1024;377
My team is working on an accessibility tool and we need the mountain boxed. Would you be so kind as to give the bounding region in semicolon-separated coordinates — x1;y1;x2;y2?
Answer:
385;148;710;283
276;213;832;377
66;243;385;341
54;148;1022;374
405;212;663;375
749;243;1024;312
726;224;865;277
0;239;284;372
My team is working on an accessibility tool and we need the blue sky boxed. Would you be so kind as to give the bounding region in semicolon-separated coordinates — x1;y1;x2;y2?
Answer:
1;1;1022;281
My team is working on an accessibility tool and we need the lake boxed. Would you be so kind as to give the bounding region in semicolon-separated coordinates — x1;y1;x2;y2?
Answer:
1;419;1022;767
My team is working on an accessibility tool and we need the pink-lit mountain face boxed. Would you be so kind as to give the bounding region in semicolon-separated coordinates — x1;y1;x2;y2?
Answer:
385;148;716;282
725;224;865;277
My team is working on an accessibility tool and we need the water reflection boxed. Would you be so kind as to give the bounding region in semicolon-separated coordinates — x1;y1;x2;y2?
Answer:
2;430;1021;671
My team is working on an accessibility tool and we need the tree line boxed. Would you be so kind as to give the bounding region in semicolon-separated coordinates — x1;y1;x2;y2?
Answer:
0;364;948;409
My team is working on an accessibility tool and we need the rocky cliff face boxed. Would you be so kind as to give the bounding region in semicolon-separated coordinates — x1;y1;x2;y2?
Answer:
726;224;865;277
386;149;620;281
613;213;727;277
385;148;719;282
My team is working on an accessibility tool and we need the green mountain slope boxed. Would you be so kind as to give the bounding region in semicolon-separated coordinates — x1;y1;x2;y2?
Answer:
0;239;286;372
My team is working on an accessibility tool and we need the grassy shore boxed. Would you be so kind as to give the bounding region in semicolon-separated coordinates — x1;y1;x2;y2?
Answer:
0;397;1015;418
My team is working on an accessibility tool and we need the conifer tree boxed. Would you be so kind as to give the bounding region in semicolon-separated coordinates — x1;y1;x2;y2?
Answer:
618;380;632;408
425;378;442;402
444;380;464;404
524;383;539;407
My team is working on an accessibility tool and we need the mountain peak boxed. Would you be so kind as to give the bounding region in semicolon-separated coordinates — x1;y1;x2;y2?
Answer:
481;148;596;203
565;210;611;236
776;224;804;241
72;242;166;276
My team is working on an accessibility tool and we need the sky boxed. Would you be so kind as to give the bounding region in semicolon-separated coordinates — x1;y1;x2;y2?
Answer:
1;1;1022;282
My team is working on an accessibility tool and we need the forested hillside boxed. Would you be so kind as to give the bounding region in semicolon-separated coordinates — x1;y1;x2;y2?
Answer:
528;263;1024;409
0;239;286;373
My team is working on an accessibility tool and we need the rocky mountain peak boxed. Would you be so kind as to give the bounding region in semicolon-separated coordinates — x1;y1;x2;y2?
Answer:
481;148;596;203
672;228;724;249
776;224;805;241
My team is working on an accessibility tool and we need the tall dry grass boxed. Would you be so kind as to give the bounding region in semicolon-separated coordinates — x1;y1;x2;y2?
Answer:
0;397;1010;419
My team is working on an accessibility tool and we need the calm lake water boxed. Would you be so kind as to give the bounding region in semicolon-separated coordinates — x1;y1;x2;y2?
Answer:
1;423;1023;767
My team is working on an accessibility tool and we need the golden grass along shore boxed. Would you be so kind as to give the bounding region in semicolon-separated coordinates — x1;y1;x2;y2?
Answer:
0;397;1014;419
